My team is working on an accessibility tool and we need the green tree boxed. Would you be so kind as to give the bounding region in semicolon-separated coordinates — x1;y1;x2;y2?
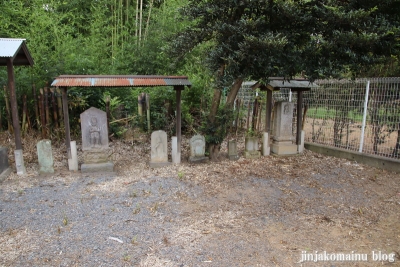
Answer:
170;0;400;159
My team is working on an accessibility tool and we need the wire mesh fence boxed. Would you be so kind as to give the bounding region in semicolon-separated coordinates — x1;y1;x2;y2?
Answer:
236;78;400;160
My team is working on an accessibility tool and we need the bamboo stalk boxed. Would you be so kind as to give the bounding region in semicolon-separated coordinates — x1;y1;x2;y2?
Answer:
32;83;39;128
144;0;154;41
3;86;12;132
22;95;27;134
39;88;46;138
44;86;50;131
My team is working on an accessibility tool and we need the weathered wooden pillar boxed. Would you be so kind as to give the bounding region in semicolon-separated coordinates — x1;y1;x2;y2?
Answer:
62;87;71;159
296;90;303;145
7;58;26;175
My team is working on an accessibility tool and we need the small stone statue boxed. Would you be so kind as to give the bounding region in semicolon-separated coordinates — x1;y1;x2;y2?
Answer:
89;117;101;147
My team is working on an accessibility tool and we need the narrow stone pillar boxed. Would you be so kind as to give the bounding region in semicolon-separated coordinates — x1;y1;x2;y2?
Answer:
298;130;305;153
37;139;54;174
172;136;180;164
262;132;271;156
68;141;79;171
14;149;26;175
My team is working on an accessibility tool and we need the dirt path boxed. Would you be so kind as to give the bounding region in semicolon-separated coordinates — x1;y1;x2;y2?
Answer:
0;135;399;266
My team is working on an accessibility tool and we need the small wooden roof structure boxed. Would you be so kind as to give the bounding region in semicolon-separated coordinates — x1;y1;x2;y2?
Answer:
51;74;191;166
249;78;318;146
251;78;318;92
0;38;34;175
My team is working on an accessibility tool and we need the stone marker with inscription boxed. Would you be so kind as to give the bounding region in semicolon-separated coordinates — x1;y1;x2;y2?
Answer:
80;107;114;172
37;140;54;173
189;135;208;163
228;139;239;160
149;130;171;168
271;101;297;155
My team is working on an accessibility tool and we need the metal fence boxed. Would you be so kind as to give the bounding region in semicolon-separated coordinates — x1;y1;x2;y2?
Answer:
237;78;400;160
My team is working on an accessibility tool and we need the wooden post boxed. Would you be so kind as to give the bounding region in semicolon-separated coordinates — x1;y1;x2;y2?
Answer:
56;87;63;127
106;95;110;137
50;87;59;128
265;89;273;133
62;87;71;159
146;93;150;132
6;58;22;150
175;86;183;157
296;90;303;145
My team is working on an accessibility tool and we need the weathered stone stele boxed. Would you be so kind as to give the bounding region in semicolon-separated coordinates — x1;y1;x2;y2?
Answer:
80;107;114;173
189;135;208;163
37;140;54;174
80;107;109;151
0;147;11;182
149;130;170;168
271;101;298;155
244;136;261;159
228;140;239;160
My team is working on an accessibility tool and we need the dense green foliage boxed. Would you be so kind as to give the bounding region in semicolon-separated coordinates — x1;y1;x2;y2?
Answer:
0;0;399;145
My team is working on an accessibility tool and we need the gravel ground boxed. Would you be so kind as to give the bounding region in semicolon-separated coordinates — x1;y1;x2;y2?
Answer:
0;134;400;267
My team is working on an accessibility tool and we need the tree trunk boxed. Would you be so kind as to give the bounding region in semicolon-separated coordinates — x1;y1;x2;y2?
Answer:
207;77;244;160
3;86;12;132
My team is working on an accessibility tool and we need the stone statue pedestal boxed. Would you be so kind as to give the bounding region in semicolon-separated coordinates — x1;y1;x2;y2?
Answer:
271;102;298;155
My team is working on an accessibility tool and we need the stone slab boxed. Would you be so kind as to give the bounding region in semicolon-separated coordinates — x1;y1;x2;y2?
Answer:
271;143;298;155
81;162;114;173
189;156;209;163
228;140;239;160
149;161;172;168
37;140;54;174
80;107;109;151
262;132;271;156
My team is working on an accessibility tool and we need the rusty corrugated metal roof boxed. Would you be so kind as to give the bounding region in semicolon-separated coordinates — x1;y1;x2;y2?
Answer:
0;38;34;66
51;75;191;88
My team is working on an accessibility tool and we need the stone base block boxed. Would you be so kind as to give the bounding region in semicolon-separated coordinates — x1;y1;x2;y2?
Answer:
39;166;54;174
271;143;298;155
189;156;209;163
149;161;171;168
244;150;261;159
0;168;11;183
81;162;114;173
83;149;111;164
229;155;239;160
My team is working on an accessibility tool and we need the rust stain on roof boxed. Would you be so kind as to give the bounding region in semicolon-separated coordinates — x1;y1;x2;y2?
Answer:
51;75;191;88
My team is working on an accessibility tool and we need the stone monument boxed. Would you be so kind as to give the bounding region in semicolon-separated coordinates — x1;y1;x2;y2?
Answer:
189;135;208;163
0;147;11;182
37;140;54;174
244;136;261;159
271;101;297;155
80;107;114;172
149;130;170;168
228;140;239;160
